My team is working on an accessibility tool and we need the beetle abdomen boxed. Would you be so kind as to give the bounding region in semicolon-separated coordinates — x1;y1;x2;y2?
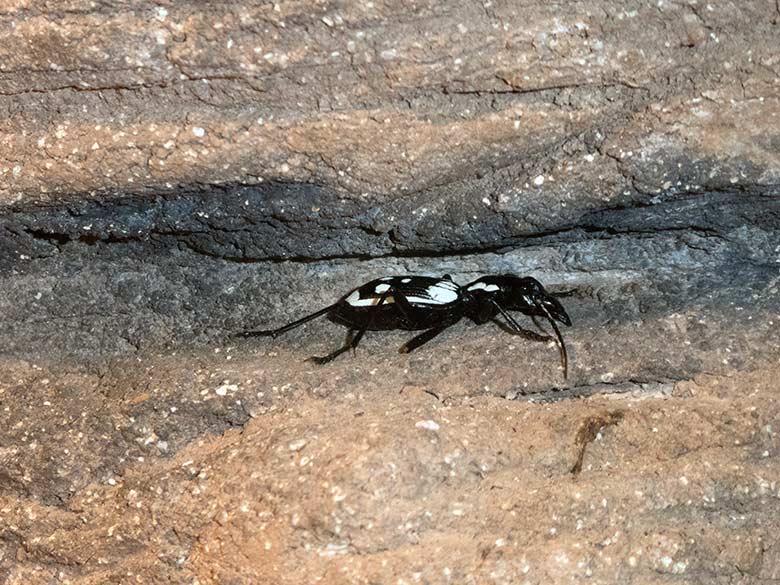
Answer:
333;276;464;330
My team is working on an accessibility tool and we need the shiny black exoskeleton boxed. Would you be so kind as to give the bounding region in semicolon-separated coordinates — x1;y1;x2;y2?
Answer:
237;274;572;378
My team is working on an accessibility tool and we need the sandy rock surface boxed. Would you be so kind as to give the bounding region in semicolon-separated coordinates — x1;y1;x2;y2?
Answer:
1;353;779;584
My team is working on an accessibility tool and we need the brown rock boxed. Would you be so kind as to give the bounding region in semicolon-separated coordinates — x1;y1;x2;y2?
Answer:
1;1;779;584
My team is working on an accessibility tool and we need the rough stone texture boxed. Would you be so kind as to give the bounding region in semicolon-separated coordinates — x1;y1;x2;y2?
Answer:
0;1;779;583
1;357;779;584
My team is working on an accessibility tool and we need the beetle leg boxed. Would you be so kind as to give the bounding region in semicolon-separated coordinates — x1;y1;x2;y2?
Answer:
491;318;551;342
489;299;551;341
491;298;567;379
389;291;417;327
307;288;393;364
307;329;365;365
236;304;336;339
398;326;449;354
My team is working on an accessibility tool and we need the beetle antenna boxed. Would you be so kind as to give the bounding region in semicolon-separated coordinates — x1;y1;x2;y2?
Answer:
235;304;336;339
535;301;568;380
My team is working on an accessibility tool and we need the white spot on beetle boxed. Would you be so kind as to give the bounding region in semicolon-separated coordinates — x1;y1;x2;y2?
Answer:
348;297;381;307
345;291;361;305
374;283;391;294
408;281;459;305
346;290;395;306
467;282;500;292
401;278;412;283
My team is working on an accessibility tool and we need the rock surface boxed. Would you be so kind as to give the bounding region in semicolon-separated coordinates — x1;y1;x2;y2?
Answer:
1;355;779;584
0;1;779;583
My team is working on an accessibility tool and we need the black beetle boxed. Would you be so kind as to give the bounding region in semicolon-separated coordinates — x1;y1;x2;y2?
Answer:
237;274;572;378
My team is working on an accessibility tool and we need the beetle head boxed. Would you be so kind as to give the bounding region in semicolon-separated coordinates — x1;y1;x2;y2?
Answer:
463;274;572;326
504;276;572;326
526;278;571;326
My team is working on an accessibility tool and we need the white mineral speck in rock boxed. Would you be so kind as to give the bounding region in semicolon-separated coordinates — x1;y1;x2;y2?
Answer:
380;48;397;60
533;174;545;186
444;449;461;464
600;372;614;382
155;7;168;21
320;542;349;556
288;438;307;451
192;127;205;137
415;420;440;431
215;382;238;396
